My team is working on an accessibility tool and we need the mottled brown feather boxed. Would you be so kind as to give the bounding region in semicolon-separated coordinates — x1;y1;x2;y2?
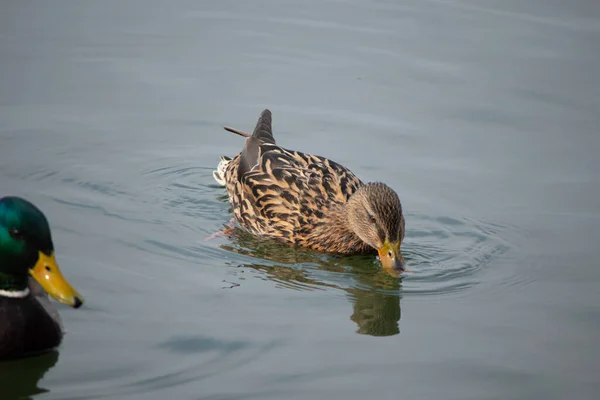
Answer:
218;109;403;257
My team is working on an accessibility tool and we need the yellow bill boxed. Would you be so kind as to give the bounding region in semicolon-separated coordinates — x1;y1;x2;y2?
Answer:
30;252;84;308
377;239;405;272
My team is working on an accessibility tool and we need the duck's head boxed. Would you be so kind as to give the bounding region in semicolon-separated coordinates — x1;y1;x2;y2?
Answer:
0;196;83;308
346;183;406;272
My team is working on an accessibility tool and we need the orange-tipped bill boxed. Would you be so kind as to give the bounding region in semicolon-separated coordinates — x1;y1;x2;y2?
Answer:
30;252;84;308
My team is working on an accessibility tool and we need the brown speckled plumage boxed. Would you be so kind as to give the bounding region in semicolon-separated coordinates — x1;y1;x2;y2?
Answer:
214;109;406;269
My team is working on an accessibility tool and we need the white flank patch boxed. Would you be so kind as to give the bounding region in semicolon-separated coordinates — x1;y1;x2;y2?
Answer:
0;287;30;298
213;157;231;186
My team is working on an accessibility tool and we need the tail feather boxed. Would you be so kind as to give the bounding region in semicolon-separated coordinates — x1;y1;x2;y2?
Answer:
251;109;275;144
223;126;250;137
237;109;274;180
222;109;274;144
217;109;275;184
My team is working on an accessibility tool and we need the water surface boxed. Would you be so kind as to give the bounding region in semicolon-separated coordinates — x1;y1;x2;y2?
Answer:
1;0;599;399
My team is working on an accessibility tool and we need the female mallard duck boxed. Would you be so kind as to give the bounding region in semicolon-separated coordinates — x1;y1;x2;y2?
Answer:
213;109;406;272
0;196;84;360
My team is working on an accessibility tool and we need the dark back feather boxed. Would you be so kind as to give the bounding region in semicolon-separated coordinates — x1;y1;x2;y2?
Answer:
238;109;275;181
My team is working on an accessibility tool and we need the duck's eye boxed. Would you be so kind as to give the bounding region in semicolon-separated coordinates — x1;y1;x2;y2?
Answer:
369;215;376;224
9;228;24;241
388;250;394;258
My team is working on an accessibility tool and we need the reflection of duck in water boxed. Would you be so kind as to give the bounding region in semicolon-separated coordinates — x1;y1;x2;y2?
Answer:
348;283;401;337
0;350;58;398
213;109;406;274
0;197;84;360
220;232;402;337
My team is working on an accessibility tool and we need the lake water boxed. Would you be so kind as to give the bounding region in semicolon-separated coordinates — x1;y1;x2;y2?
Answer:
1;0;599;399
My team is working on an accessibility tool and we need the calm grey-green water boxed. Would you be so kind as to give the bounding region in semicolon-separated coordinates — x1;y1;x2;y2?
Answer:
1;0;599;399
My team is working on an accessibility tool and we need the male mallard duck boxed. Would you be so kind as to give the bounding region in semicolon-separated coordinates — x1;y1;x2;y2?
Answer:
213;109;406;272
0;196;84;360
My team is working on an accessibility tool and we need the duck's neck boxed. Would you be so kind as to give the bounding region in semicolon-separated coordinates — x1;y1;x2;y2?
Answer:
0;271;29;297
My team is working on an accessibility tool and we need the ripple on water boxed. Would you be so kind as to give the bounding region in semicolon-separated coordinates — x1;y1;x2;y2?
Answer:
209;211;518;338
47;336;278;400
144;165;228;224
140;163;518;337
216;210;515;301
400;214;512;298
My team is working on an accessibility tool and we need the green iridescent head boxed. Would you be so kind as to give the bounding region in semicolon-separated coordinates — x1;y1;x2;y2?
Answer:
0;196;83;308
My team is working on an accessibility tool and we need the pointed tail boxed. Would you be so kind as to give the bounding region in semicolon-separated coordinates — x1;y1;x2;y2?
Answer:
222;109;275;144
216;109;276;185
